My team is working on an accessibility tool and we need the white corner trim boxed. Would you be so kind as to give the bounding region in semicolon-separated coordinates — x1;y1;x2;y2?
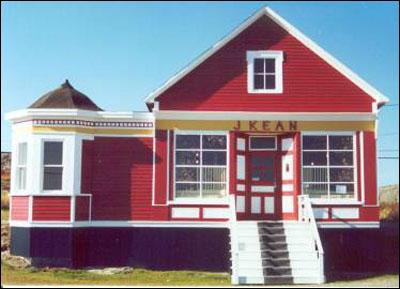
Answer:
144;7;389;105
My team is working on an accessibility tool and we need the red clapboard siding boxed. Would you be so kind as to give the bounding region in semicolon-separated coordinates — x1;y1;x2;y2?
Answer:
81;140;94;194
11;196;29;221
75;196;90;221
363;131;378;206
32;196;71;221
86;137;168;221
157;15;374;112
154;130;168;205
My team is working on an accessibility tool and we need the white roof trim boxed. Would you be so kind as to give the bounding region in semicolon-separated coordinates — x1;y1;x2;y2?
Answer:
5;109;154;123
144;7;389;105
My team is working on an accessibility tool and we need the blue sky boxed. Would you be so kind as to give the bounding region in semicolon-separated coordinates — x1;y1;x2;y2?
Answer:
1;1;399;186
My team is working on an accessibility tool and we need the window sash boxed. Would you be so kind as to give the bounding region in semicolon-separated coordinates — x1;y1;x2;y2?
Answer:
42;141;64;191
302;134;357;200
174;132;228;200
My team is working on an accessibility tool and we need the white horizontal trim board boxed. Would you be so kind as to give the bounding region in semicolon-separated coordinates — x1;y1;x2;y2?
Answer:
6;109;154;123
331;208;359;219
154;111;377;121
313;208;329;219
171;208;200;219
251;185;274;193
317;221;379;228
202;208;230;219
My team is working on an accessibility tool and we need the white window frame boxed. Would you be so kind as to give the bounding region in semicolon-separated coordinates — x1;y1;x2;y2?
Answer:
247;50;283;94
301;132;359;205
173;130;229;204
249;135;277;151
41;139;65;193
16;142;28;193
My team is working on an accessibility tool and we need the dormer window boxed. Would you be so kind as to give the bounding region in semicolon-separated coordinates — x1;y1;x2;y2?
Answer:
247;51;283;93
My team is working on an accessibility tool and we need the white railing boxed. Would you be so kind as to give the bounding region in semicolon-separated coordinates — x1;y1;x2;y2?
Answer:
229;194;239;285
298;195;325;284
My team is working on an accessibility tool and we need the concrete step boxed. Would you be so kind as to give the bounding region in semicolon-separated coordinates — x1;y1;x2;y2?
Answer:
264;275;294;285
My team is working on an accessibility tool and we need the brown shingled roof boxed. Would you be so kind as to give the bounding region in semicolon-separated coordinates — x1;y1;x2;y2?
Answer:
29;80;102;111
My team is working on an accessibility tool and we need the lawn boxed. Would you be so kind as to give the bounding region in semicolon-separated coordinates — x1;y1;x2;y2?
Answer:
2;260;399;287
1;261;231;286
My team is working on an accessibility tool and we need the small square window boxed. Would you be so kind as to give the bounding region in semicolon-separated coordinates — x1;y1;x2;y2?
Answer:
247;51;283;93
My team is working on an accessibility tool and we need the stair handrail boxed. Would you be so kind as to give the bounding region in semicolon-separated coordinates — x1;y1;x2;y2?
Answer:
229;194;239;285
298;194;325;283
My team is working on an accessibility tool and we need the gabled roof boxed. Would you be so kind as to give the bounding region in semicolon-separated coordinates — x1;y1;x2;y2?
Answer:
144;6;389;107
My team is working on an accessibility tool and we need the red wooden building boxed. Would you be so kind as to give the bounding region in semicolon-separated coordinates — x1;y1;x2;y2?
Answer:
6;7;389;285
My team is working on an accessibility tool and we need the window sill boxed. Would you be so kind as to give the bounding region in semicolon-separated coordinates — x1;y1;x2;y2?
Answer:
310;199;362;206
248;89;283;94
170;198;229;205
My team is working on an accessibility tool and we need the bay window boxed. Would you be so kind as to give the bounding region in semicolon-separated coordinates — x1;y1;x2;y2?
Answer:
174;132;228;200
302;133;357;200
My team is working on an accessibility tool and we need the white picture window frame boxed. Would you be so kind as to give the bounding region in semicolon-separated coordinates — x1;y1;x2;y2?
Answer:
41;139;64;193
301;132;358;204
247;50;283;94
173;131;229;204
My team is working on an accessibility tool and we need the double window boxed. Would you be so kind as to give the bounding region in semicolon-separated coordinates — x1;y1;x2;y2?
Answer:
302;133;356;200
247;51;283;93
174;132;228;200
42;141;64;191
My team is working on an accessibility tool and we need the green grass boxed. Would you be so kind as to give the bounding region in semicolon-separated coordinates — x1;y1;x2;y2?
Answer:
1;261;230;286
1;209;9;222
2;261;398;286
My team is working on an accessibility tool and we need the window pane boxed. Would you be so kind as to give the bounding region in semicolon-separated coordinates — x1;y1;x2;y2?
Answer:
202;167;226;182
330;168;354;182
330;184;354;199
254;74;264;89
17;167;26;190
252;169;274;182
329;136;353;150
202;135;226;149
43;142;63;165
252;156;274;167
176;151;200;165
303;136;327;150
175;183;200;198
265;75;276;89
176;135;200;149
329;152;353;166
265;59;275;73
303;183;328;199
43;167;63;190
202;183;226;198
254;58;264;73
18;143;27;165
176;167;199;182
202;151;226;165
303;151;327;166
250;137;276;150
303;167;328;182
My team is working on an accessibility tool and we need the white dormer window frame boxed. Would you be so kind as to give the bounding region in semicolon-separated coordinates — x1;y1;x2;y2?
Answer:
247;50;284;94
